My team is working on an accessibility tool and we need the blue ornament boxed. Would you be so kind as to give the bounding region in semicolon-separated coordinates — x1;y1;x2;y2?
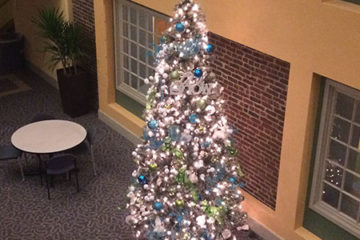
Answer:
201;141;211;149
138;175;147;184
153;201;163;211
206;44;215;53
178;37;202;59
229;177;236;183
193;68;203;78
150;139;164;149
175;22;185;32
189;114;198;123
148;120;159;130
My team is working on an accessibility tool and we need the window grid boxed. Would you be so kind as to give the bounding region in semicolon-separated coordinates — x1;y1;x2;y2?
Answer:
114;0;168;104
311;80;360;238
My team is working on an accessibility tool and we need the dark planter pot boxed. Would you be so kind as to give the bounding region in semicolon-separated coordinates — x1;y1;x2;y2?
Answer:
57;68;91;118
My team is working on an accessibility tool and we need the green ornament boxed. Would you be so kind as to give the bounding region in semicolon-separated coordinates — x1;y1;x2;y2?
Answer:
227;145;237;156
238;167;245;177
176;168;187;184
197;99;206;110
170;70;180;80
149;163;158;170
175;199;185;207
146;102;152;110
191;189;199;202
164;136;172;144
173;148;184;159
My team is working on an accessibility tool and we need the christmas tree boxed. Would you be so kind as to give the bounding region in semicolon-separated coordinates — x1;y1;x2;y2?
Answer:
126;0;247;239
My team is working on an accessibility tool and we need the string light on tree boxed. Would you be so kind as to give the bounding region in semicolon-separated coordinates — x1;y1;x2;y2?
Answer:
125;0;247;239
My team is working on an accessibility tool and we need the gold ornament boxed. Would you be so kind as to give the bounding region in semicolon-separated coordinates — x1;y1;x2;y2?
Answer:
175;199;185;207
170;70;180;80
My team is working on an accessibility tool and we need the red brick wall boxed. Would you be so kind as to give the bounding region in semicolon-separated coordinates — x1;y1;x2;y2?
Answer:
72;0;98;109
209;32;290;209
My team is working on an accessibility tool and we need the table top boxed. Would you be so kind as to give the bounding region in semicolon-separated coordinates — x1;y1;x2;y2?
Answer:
11;120;87;154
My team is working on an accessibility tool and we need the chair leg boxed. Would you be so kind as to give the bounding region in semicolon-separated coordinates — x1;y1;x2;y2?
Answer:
75;171;80;193
45;175;50;200
90;146;97;176
17;157;25;181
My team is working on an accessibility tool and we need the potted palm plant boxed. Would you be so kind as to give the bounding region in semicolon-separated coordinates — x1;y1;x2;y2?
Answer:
33;8;90;117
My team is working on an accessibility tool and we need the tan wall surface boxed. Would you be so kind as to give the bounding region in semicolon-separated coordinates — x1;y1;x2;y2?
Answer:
13;0;72;80
95;0;360;239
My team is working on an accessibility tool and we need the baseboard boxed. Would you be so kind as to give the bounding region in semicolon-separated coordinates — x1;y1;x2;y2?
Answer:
247;217;283;240
26;61;58;89
98;110;142;145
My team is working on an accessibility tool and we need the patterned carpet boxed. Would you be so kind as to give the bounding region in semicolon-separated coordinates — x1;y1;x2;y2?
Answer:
0;70;262;240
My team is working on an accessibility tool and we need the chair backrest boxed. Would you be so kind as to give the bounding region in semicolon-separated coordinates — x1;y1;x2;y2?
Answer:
86;127;97;145
30;113;55;123
46;154;76;172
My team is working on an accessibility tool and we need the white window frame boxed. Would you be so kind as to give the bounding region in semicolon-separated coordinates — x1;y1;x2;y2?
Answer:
310;79;360;238
113;0;168;105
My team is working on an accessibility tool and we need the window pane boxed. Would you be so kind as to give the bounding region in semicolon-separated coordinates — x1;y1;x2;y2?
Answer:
322;183;340;208
131;74;138;89
139;47;146;63
122;5;128;21
139;80;149;95
130;59;137;74
335;92;354;120
148;68;155;77
123;71;130;85
148;55;154;66
139;29;146;46
340;194;359;220
147;15;153;31
123;39;129;53
344;172;360;198
147;33;153;48
328;140;347;165
139;10;146;28
354;102;360;124
347;150;360;174
331;117;351;143
123;55;129;69
123;23;128;37
131;43;137;58
130;7;137;24
139;63;146;78
351;125;360;148
131;25;137;41
325;161;343;188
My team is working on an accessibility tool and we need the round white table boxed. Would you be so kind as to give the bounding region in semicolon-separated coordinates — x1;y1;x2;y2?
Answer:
11;120;87;154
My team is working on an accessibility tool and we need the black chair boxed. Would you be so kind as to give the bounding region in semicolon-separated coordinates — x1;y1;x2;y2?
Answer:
30;113;55;123
68;128;97;176
0;145;24;181
44;154;79;200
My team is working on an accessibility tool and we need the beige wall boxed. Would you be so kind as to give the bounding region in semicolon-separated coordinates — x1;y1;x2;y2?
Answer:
94;0;360;239
13;0;72;80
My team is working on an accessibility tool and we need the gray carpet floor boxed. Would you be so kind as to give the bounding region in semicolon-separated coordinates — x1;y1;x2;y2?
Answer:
0;70;262;240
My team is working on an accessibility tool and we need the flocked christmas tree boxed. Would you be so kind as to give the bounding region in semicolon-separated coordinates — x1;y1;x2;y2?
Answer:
125;0;248;239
